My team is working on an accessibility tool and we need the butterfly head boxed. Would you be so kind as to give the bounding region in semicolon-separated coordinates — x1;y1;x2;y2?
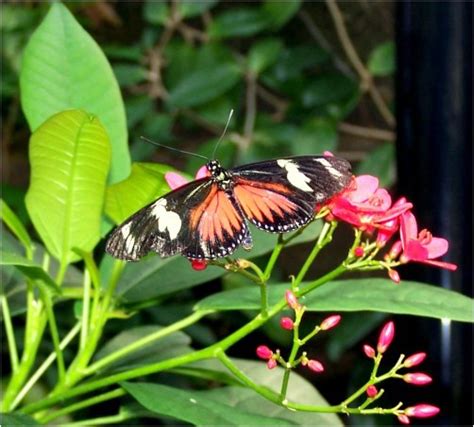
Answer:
207;160;225;178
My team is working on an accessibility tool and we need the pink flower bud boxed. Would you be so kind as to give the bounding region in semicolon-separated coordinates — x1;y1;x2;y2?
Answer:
307;359;324;373
280;317;294;330
266;359;277;369
191;259;207;271
363;344;376;359
404;352;426;368
405;404;440;418
377;321;395;354
397;414;410;424
320;315;341;331
366;385;378;398
403;373;432;385
388;269;401;284
388;240;403;259
256;345;273;360
354;246;365;257
285;290;300;310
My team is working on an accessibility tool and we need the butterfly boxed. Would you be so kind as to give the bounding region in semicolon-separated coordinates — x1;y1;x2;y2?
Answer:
105;155;352;261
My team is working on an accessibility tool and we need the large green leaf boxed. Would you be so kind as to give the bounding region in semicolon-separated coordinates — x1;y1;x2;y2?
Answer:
123;358;341;426
117;222;322;303
208;8;269;39
196;279;474;322
105;162;177;225
25;109;110;264
0;199;32;254
20;2;130;184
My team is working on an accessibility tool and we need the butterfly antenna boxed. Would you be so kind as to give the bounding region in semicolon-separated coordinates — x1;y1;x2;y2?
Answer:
140;137;210;162
212;109;234;160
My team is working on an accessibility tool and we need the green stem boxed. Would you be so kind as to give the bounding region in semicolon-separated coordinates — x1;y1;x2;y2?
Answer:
263;235;284;280
84;309;212;375
38;388;126;424
1;295;19;372
11;323;81;411
80;270;91;351
59;413;129;426
55;261;68;286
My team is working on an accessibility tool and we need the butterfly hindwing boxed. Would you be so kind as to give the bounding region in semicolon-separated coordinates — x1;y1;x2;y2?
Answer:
231;156;351;232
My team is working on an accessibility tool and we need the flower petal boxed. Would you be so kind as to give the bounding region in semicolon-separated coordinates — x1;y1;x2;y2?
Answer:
350;175;379;203
196;165;210;179
165;172;189;190
424;237;449;258
400;211;418;248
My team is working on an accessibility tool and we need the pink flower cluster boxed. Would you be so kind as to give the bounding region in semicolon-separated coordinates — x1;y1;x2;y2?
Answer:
327;175;456;279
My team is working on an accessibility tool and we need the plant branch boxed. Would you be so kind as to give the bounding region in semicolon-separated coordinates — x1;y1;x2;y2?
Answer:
325;0;396;128
1;295;19;372
339;122;396;142
80;270;91;351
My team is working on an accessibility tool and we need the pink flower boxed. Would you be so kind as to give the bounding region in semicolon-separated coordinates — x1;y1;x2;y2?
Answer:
403;352;426;368
388;269;400;284
191;259;207;271
404;404;440;418
165;165;210;190
399;211;457;270
280;317;294;330
256;345;273;360
307;359;324;373
366;385;378;398
320;315;341;331
403;373;432;385
285;290;300;310
377;321;395;354
397;414;410;424
267;359;277;369
329;176;412;232
363;344;376;359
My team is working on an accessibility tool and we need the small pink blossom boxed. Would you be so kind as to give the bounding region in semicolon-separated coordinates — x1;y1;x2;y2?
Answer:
280;317;294;330
256;345;273;360
366;385;378;398
404;404;440;418
397;414;410;424
404;352;426;368
320;315;341;331
191;259;207;271
307;359;324;373
399;211;457;270
266;359;277;369
285;290;300;310
388;269;400;284
377;321;395;354
386;240;403;260
403;373;432;385
354;246;365;257
363;344;376;359
165;165;210;190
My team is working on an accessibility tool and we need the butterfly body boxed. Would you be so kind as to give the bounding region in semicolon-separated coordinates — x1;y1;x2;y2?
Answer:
106;156;352;261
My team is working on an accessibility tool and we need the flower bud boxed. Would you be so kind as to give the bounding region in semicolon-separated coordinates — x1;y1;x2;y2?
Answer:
397;414;410;424
266;359;277;369
366;385;378;398
307;359;324;373
404;352;426;368
403;373;432;385
354;246;365;257
285;290;300;310
320;315;341;331
388;269;401;284
377;321;395;354
388;240;403;259
363;344;376;359
280;317;294;330
405;404;440;418
256;345;273;360
191;259;207;271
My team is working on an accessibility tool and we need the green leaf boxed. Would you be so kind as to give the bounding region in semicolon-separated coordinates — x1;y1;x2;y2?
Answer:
302;73;358;108
25;109;111;264
143;0;169;25
262;0;302;29
113;64;147;87
167;63;241;108
123;358;341;426
0;250;60;294
368;41;395;76
117;222;322;303
196;279;474;322
248;38;283;75
208;8;269;39
0;412;40;425
93;326;192;373
292;118;338;156
178;0;219;18
0;199;32;255
105;162;176;224
356;143;395;188
20;3;130;184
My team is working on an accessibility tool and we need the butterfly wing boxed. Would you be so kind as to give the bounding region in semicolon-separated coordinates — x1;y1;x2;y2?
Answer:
106;178;248;261
231;156;351;232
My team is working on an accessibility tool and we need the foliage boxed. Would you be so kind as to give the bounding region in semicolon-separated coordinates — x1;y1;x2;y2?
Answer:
0;2;470;426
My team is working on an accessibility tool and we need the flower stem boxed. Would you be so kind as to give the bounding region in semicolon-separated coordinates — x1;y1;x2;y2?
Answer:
1;294;19;373
79;270;91;351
